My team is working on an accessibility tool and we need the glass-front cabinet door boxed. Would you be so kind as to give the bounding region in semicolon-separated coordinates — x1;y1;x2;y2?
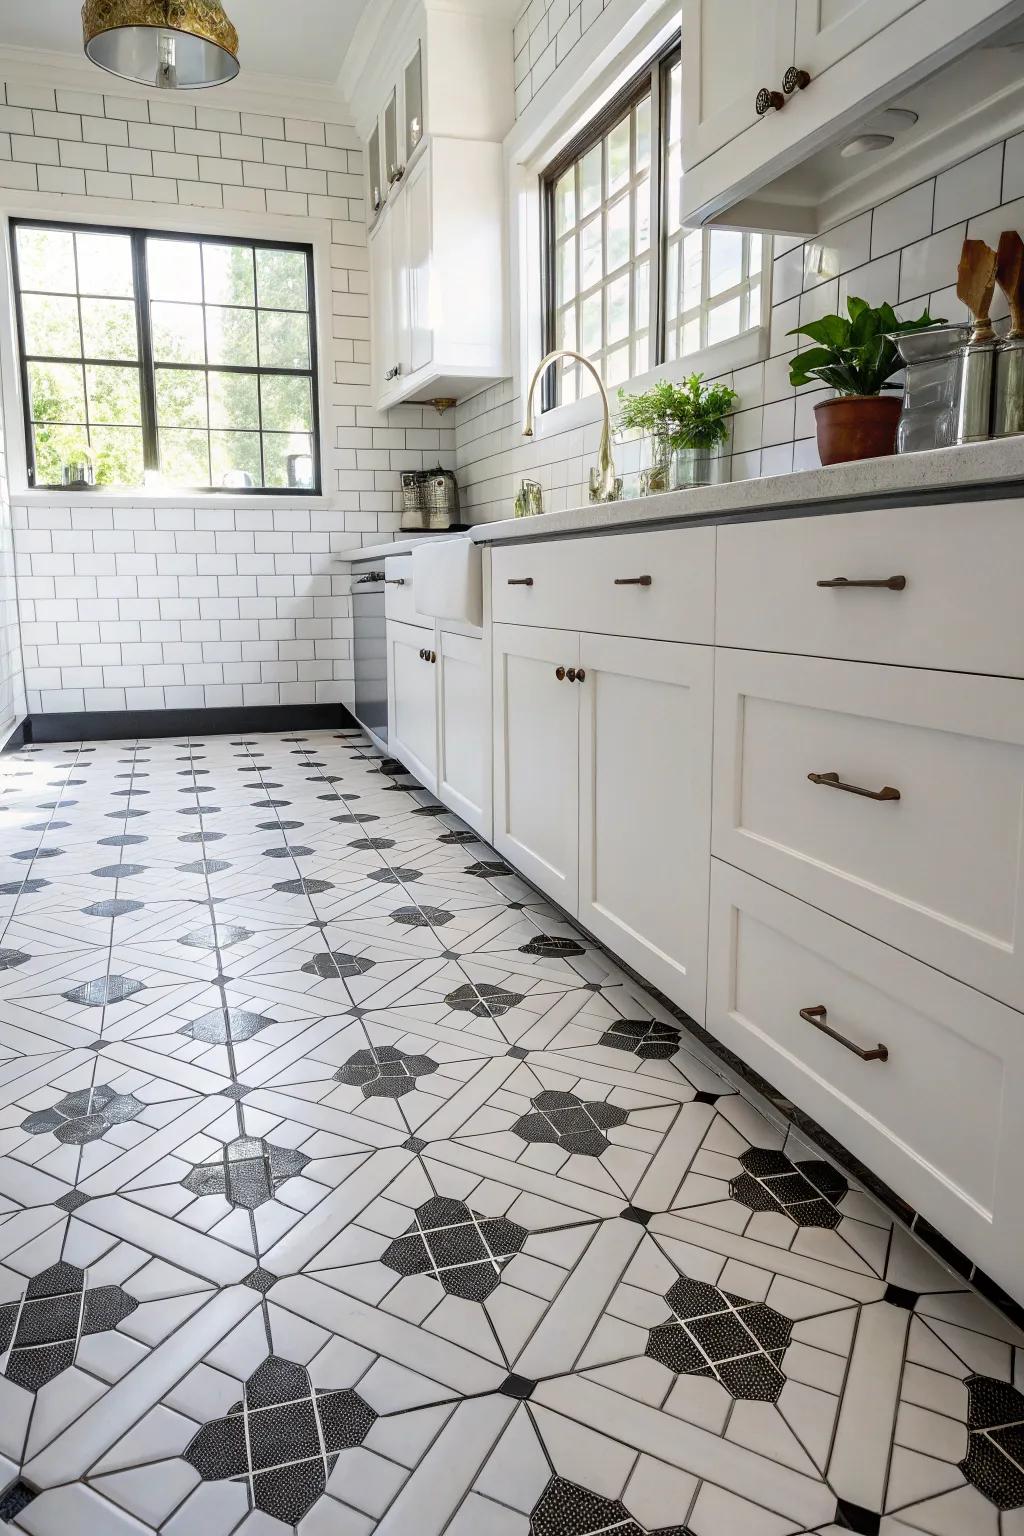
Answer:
405;43;424;161
368;123;383;216
384;88;399;189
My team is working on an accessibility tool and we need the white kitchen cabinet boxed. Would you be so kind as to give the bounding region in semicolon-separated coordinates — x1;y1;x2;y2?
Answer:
707;860;1024;1301
681;0;796;169
493;621;713;1020
368;136;507;410
437;627;490;838
682;0;1024;233
579;633;714;1022
493;624;581;911
793;0;922;75
387;619;438;794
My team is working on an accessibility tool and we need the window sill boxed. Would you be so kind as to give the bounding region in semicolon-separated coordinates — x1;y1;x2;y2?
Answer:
534;326;769;442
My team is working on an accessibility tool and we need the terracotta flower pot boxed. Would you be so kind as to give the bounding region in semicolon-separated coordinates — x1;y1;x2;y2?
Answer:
813;394;902;466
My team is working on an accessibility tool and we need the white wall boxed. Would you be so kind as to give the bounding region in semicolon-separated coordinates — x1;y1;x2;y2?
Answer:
0;337;25;739
0;73;454;717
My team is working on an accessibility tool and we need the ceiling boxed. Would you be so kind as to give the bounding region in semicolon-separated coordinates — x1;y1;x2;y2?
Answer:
0;0;374;86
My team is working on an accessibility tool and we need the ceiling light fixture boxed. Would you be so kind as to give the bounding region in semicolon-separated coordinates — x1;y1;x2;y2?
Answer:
82;0;239;90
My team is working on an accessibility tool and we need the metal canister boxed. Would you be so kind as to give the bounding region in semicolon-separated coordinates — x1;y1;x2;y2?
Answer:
993;335;1024;437
956;339;998;443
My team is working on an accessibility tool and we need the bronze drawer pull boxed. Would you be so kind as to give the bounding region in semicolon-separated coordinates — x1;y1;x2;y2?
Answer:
384;577;406;586
575;668;586;682
756;87;785;115
799;1004;888;1063
817;575;906;590
430;651;437;664
419;648;426;660
783;66;811;94
614;575;652;586
507;577;534;586
808;771;900;802
565;667;578;682
555;666;566;681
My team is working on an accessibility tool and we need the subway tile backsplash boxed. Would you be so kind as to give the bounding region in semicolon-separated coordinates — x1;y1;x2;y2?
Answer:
455;127;1024;524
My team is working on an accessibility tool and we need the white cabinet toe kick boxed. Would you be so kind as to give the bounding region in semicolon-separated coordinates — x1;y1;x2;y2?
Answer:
381;497;1024;1308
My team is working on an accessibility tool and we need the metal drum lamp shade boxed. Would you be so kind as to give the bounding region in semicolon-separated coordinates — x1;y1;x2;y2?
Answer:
82;0;239;89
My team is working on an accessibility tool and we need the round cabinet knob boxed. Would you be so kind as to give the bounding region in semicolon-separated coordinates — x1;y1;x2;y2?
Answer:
419;648;426;660
783;66;811;94
555;666;566;681
430;651;437;664
565;667;578;682
575;669;586;683
755;88;785;116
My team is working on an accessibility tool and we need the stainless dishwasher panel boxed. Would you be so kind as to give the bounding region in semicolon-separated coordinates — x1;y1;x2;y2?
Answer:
352;565;388;740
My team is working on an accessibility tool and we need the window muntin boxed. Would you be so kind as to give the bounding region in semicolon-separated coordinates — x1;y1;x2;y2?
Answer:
541;41;767;410
662;57;763;362
11;220;320;494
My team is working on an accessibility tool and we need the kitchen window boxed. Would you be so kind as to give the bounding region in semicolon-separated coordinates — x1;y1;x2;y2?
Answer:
10;219;321;494
541;38;767;408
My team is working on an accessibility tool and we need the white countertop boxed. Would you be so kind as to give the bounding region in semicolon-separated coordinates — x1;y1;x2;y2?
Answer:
347;437;1024;562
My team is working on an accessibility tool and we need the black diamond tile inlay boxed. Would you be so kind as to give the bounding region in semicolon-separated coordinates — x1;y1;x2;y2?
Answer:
0;1262;136;1393
499;1373;537;1399
334;1045;438;1100
54;1191;90;1213
300;950;376;979
960;1374;1024;1509
883;1283;919;1310
402;1135;428;1152
22;1085;144;1144
530;1476;694;1535
180;1008;276;1044
507;1045;529;1059
730;1147;849;1229
0;948;30;969
645;1275;792;1403
183;1355;376;1523
62;975;145;1007
834;1498;882;1534
445;981;524;1018
600;1018;681;1060
242;1267;279;1294
382;1195;528;1300
0;1479;38;1522
620;1205;654;1226
182;1136;309;1210
512;1089;629;1157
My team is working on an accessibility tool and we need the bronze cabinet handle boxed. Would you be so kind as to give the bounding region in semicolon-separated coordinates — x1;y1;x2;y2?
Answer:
565;667;578;682
783;66;810;93
507;577;534;586
555;666;566;681
384;577;406;586
419;648;426;659
756;88;785;115
799;1004;888;1063
817;575;906;590
429;651;437;663
575;668;586;683
614;575;652;586
808;771;900;802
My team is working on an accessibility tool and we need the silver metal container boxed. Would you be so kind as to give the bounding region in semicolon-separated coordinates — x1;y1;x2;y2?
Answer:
887;324;969;453
994;335;1024;437
400;470;427;532
422;467;460;530
956;339;998;444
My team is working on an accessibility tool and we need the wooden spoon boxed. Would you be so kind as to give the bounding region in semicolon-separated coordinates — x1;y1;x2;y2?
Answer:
957;238;998;344
996;230;1024;339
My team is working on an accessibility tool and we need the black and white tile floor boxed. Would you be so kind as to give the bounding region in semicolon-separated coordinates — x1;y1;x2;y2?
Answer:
0;728;1021;1536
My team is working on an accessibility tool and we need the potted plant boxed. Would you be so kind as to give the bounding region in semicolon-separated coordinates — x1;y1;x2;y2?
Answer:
789;297;942;465
618;374;737;493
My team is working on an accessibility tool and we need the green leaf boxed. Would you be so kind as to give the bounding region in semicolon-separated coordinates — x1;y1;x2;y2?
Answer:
788;314;850;348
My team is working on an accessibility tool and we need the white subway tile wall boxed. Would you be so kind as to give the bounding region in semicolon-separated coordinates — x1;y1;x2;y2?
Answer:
514;0;607;118
0;79;455;717
456;96;1024;520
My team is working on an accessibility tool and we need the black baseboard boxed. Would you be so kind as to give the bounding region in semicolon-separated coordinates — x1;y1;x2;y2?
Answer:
6;703;359;747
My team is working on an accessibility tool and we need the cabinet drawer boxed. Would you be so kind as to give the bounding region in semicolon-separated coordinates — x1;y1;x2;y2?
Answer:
712;649;1024;1010
384;555;431;629
716;499;1024;675
491;527;715;642
707;861;1024;1297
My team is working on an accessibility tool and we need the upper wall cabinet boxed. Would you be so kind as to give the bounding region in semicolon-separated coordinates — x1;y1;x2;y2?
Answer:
681;0;1024;235
357;0;512;410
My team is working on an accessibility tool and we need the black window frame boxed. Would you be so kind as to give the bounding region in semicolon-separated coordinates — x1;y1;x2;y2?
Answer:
10;217;323;496
540;34;679;414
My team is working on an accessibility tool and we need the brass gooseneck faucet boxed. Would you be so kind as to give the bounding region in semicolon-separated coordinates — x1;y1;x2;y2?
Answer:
522;349;619;503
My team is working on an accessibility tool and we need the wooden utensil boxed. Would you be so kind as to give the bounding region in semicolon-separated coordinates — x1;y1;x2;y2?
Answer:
996;230;1024;339
957;239;998;344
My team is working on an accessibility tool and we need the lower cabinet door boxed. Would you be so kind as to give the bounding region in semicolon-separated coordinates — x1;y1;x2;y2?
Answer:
437;627;490;838
387;619;437;793
492;623;580;911
578;633;714;1022
707;859;1024;1303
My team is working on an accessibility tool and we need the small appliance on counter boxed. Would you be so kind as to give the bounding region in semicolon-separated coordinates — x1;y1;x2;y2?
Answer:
889;324;970;453
400;465;464;531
